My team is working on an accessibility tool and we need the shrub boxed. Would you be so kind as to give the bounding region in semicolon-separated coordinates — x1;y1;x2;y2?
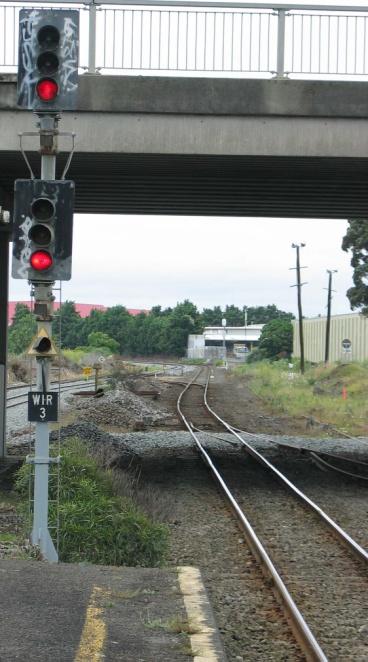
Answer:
62;348;90;365
87;332;119;354
246;348;266;364
15;439;168;566
8;358;29;383
258;319;293;359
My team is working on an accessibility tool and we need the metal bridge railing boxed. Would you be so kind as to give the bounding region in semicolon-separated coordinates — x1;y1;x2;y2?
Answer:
1;1;368;79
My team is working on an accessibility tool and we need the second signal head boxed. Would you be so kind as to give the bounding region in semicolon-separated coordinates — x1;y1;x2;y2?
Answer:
12;180;75;282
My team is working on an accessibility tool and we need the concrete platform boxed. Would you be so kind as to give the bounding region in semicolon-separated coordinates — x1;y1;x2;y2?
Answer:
0;560;226;661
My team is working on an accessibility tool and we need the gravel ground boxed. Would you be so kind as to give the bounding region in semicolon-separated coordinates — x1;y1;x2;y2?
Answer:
116;429;368;458
6;383;172;443
69;386;172;429
120;431;368;660
138;453;304;661
214;452;368;661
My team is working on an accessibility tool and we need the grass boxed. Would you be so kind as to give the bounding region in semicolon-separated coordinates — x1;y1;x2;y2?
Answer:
232;359;368;436
0;488;37;560
177;643;199;657
62;348;90;365
0;532;17;543
142;613;199;660
144;615;167;630
181;358;207;365
14;438;169;566
143;612;200;636
111;588;142;600
167;616;201;635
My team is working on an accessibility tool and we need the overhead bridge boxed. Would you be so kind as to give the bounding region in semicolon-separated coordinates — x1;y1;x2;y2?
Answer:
1;74;368;218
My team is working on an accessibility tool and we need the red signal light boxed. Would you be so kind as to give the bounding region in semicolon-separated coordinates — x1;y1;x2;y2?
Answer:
30;250;53;272
36;78;58;102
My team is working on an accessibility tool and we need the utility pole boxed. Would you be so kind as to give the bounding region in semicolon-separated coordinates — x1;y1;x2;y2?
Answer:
221;317;227;361
291;243;307;374
324;270;337;364
12;9;79;561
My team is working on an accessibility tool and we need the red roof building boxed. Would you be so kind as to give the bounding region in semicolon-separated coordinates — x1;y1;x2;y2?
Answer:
8;302;148;325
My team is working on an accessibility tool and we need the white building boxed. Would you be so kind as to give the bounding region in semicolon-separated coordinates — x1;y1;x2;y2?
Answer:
187;325;264;360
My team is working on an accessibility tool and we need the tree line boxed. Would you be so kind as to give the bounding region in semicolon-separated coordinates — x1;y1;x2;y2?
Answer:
7;221;368;358
8;300;293;357
342;219;368;315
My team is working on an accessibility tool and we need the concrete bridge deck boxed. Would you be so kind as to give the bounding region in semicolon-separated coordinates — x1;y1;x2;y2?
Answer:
1;75;368;217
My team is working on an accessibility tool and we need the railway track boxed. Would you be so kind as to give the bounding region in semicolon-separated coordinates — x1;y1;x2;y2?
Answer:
177;366;368;661
6;378;96;409
227;425;368;482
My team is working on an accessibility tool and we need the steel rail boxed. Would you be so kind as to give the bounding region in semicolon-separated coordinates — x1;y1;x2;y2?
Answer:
6;381;98;409
309;451;368;481
6;378;93;401
193;422;368;479
230;424;368;469
7;377;94;392
177;366;328;662
233;425;368;480
300;414;368;446
192;418;368;480
203;371;368;564
6;381;93;403
190;423;239;446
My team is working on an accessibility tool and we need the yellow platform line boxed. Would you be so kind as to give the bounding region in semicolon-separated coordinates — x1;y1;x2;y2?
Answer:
178;566;225;661
75;586;107;662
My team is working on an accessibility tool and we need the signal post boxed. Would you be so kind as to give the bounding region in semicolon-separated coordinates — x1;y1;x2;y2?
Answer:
0;208;11;460
12;9;79;561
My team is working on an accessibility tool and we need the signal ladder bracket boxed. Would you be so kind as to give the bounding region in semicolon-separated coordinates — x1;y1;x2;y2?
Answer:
26;455;61;465
18;130;76;181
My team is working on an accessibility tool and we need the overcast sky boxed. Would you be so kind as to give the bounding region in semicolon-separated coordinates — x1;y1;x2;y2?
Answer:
8;214;354;319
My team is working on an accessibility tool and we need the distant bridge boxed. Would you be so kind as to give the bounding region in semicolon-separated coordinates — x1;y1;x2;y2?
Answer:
188;324;263;359
203;325;263;344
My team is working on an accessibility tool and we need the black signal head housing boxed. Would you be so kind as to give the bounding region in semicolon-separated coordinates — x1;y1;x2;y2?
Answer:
17;9;79;112
12;179;75;282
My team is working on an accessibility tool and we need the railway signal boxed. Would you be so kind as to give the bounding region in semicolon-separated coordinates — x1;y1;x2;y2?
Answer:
13;7;79;563
17;9;79;111
12;179;75;282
